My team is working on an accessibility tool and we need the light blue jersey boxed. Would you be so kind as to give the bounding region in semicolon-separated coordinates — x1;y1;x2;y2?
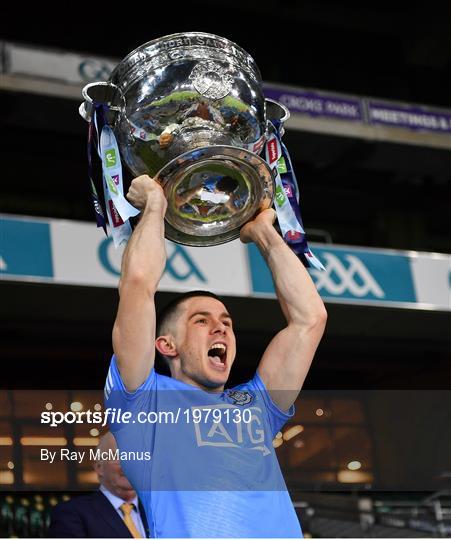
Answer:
105;356;302;538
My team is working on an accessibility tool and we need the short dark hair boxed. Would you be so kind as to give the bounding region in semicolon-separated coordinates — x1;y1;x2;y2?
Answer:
156;290;223;338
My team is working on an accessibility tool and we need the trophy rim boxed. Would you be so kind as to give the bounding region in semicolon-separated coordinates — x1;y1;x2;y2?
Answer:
109;31;262;88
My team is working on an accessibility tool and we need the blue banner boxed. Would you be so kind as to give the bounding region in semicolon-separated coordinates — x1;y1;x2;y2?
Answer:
2;215;449;311
263;84;451;135
1;217;54;278
247;244;417;304
264;86;363;122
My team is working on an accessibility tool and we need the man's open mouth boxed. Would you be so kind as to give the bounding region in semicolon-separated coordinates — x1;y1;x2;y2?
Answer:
207;343;227;370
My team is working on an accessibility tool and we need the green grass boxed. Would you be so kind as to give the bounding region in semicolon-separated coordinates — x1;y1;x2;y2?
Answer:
147;91;248;111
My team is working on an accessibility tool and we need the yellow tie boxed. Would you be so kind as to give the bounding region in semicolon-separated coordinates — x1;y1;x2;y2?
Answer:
120;503;143;538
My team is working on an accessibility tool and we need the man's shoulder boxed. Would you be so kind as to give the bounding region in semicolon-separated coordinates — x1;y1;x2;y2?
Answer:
153;369;179;388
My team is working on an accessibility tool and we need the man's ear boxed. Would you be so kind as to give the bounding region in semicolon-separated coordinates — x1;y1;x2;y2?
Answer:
155;335;178;357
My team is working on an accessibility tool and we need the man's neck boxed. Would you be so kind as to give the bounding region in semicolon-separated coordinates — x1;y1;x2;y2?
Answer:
100;484;136;503
172;372;225;393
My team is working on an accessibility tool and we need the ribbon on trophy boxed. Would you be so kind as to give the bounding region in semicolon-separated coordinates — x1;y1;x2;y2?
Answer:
265;120;325;271
87;104;140;247
87;109;107;235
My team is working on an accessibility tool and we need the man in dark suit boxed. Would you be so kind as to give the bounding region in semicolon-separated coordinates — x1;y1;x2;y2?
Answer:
48;432;150;538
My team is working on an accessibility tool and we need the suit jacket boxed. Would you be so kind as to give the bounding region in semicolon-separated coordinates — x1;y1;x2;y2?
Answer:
48;490;150;538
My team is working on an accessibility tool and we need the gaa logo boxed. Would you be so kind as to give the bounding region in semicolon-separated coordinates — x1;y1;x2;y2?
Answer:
79;59;114;81
311;253;385;298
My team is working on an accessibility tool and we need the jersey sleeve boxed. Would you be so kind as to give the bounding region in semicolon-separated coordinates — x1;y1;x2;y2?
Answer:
250;370;295;438
103;355;155;492
104;354;156;433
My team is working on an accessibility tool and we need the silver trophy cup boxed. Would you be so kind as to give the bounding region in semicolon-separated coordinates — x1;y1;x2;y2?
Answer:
80;32;289;246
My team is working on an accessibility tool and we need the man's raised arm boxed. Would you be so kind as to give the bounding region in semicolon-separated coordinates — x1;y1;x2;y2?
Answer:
112;175;167;392
240;209;327;411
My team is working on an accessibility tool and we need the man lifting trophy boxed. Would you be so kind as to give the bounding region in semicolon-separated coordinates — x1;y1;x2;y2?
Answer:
80;33;327;537
79;32;323;269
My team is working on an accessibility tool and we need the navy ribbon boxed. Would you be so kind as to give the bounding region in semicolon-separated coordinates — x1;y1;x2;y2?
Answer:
87;103;108;235
268;119;324;271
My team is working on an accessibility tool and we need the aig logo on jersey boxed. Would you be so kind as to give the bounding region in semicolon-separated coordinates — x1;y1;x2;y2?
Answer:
226;389;254;406
192;405;271;456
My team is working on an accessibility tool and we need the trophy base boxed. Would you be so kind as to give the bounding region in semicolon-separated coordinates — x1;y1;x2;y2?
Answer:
156;145;274;247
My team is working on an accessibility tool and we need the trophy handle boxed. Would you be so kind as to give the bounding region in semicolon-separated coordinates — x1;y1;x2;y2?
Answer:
265;98;290;133
79;82;125;124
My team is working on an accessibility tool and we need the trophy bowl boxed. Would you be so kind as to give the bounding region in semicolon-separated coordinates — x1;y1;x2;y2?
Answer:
80;32;286;246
